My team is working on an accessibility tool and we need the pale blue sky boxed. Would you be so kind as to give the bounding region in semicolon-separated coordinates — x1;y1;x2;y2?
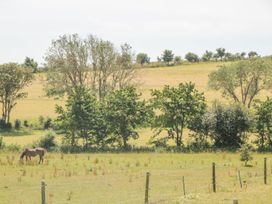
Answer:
0;0;271;64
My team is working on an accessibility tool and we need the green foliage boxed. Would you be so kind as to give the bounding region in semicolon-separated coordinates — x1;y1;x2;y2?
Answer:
186;137;211;152
202;50;213;61
201;103;252;148
215;48;226;60
5;144;21;152
248;51;258;58
23;120;29;128
185;52;199;62
209;58;272;108
136;53;150;65
43;117;53;129
105;86;151;149
174;56;182;65
151;82;206;147
37;131;57;150
161;50;174;65
14;119;21;130
254;98;272;150
23;57;38;73
0;63;33;126
56;85;109;149
240;144;253;166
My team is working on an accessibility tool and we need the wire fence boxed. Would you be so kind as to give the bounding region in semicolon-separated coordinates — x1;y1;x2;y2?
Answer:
0;157;270;204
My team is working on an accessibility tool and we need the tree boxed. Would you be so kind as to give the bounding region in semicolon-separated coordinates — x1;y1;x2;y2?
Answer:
87;35;136;101
174;56;182;65
215;48;226;61
248;51;258;58
185;52;199;62
105;86;151;149
0;63;33;127
151;82;206;147
55;85;108;149
208;58;272;108
224;52;235;61
202;50;213;61
240;52;246;59
254;98;272;150
161;50;174;65
136;53;150;65
240;144;253;166
206;103;252;148
45;34;89;97
23;57;38;73
45;34;137;100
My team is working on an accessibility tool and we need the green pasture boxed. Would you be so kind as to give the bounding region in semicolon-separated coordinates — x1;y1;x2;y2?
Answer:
0;152;271;204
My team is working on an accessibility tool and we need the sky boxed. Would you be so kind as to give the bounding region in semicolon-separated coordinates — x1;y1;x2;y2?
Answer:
0;0;272;64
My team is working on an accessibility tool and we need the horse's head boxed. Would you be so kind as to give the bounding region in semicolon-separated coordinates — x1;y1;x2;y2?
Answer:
20;149;28;160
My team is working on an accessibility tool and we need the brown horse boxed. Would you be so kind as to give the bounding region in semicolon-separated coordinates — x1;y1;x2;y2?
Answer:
20;147;46;164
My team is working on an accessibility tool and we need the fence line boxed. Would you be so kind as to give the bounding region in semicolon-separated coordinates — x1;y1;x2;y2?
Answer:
0;158;270;204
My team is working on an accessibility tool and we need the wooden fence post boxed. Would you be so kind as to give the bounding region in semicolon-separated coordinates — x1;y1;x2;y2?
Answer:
41;180;46;204
145;172;150;204
182;176;186;197
264;158;267;185
212;162;216;193
237;170;242;188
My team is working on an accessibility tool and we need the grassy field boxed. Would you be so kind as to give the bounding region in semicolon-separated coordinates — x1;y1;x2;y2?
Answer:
0;152;271;204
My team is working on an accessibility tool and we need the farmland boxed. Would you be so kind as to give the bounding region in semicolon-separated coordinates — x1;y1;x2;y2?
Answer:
1;62;272;204
0;152;271;204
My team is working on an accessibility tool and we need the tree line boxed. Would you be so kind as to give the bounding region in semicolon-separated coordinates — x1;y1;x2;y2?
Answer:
0;33;272;152
137;48;260;66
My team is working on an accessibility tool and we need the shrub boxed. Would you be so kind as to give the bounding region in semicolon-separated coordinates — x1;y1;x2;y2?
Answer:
38;131;57;150
240;144;253;166
0;120;12;130
23;120;29;128
187;136;211;152
15;119;21;130
43;118;53;129
195;103;252;148
5;144;21;152
0;119;5;129
38;116;45;128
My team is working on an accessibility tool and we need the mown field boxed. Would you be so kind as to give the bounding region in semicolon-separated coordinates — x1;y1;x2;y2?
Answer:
0;152;271;204
11;62;225;121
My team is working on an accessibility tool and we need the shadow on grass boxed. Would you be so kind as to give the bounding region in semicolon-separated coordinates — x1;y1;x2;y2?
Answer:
0;129;33;137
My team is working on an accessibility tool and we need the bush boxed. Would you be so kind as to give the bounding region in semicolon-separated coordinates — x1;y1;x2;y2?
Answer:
5;144;21;152
240;144;253;166
0;119;5;129
195;103;252;148
23;120;29;128
0;120;12;130
38;131;57;150
187;136;211;152
14;119;21;130
43;118;53;129
38;116;45;127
